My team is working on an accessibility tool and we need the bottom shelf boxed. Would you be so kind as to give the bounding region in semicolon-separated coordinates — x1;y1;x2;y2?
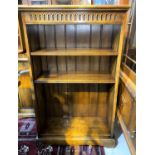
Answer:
39;117;113;146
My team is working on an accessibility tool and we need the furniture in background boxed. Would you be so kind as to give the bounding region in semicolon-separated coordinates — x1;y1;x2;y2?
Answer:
18;19;25;53
18;53;35;118
18;15;34;118
117;0;136;154
122;0;136;72
117;64;136;155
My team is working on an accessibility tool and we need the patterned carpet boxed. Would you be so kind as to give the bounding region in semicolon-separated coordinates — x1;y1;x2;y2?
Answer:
18;117;105;155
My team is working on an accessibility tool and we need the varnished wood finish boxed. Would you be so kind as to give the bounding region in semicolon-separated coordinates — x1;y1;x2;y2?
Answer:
118;79;136;131
38;117;115;146
31;49;118;56
41;117;110;136
39;136;116;147
18;55;33;108
123;0;136;72
19;5;130;11
18;19;25;53
118;66;136;132
117;1;136;152
122;63;136;84
117;63;136;154
109;10;127;136
18;53;34;117
120;70;135;98
117;110;136;155
35;73;115;84
22;16;43;133
19;5;129;146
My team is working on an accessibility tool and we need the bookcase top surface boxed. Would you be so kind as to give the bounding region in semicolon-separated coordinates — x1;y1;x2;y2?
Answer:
18;5;130;12
19;5;129;25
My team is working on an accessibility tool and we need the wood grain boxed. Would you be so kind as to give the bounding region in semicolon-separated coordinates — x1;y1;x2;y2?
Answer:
40;117;111;146
31;49;118;56
117;110;136;155
34;73;115;84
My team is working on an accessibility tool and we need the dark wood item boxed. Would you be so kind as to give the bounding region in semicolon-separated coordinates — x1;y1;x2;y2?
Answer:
18;19;25;53
18;5;129;147
123;0;136;72
117;63;136;154
117;0;136;154
18;53;35;118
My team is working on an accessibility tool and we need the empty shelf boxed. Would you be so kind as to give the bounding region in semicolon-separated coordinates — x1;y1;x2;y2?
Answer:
39;117;111;145
31;48;118;56
35;73;115;84
41;117;110;138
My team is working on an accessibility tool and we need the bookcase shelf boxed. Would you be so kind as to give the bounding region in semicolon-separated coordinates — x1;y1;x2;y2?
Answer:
34;72;115;84
31;49;118;56
39;117;110;145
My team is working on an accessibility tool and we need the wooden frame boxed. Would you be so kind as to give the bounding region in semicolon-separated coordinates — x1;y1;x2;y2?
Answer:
118;63;136;154
117;1;136;151
18;19;25;53
19;5;129;147
18;54;35;118
117;110;136;155
123;0;136;72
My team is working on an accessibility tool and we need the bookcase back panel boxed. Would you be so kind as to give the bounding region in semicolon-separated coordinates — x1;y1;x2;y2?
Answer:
27;24;121;51
40;83;113;121
32;56;116;75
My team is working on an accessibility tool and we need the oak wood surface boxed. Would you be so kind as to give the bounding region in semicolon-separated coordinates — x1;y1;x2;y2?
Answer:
18;18;25;53
18;56;33;108
122;63;136;84
41;117;110;136
118;65;136;133
39;136;116;147
117;110;136;155
118;80;136;131
120;70;136;98
117;1;136;152
34;73;115;84
109;12;127;136
31;48;118;56
39;116;114;146
19;5;130;12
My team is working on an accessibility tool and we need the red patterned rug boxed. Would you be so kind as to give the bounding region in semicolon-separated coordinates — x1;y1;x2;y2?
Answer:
18;117;105;155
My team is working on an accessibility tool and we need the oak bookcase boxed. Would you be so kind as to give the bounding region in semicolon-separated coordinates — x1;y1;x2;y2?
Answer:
19;5;129;147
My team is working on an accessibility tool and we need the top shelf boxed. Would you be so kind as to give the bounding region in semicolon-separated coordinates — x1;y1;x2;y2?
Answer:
31;49;118;56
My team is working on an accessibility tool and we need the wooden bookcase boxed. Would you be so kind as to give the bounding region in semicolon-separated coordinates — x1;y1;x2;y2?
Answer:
19;5;129;147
